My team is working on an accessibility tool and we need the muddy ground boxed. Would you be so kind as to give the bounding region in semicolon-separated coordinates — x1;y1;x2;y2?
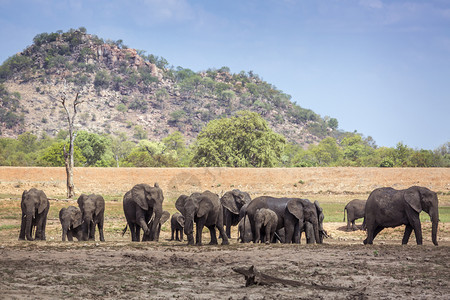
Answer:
0;236;449;299
0;167;449;299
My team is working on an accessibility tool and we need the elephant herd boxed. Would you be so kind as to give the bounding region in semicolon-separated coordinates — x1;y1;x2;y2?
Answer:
18;184;440;246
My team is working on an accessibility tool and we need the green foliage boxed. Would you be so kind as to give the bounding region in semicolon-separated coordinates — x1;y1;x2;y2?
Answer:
38;141;85;167
0;85;24;128
94;70;111;90
128;97;148;112
192;111;286;167
74;131;110;166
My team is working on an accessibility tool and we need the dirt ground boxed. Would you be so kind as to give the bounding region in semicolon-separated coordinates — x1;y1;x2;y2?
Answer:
0;167;449;299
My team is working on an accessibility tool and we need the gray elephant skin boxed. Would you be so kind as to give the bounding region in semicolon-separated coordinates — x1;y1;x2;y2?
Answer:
77;193;105;241
123;183;165;242
363;186;439;246
170;212;185;241
246;196;321;244
143;210;170;241
175;191;229;246
19;188;50;241
254;208;278;243
343;199;366;231
220;189;252;238
238;215;253;243
59;206;83;241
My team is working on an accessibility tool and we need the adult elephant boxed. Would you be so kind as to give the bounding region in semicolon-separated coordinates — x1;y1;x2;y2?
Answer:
363;186;439;246
59;206;83;241
220;189;252;238
299;200;326;244
123;183;164;242
175;191;229;246
77;194;105;241
246;196;320;244
19;188;50;241
143;210;170;241
343;199;366;231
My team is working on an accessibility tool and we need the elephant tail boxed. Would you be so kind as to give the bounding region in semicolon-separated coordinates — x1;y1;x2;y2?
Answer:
122;224;128;236
343;207;346;222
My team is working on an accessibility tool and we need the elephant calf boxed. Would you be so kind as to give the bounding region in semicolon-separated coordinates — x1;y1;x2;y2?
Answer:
255;208;278;244
343;199;366;231
171;212;185;241
77;194;105;241
143;210;170;241
59;206;83;241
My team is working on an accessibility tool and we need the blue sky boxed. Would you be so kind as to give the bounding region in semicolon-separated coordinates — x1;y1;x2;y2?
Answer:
1;0;449;150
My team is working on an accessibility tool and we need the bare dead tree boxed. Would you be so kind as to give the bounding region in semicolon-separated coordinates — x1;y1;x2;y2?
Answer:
58;91;84;199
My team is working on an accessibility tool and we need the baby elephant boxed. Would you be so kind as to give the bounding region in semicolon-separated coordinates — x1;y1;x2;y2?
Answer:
59;206;83;241
255;208;278;243
171;212;185;241
343;199;366;231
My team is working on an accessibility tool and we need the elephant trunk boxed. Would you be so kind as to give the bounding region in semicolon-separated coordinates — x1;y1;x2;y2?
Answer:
25;209;34;241
184;215;194;245
313;220;320;245
82;216;93;241
430;208;439;246
62;222;69;242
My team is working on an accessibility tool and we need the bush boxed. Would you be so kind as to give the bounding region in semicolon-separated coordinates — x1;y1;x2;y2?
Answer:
94;70;111;90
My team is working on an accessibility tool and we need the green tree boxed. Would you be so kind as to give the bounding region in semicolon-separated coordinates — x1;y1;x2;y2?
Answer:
74;131;109;166
38;142;85;166
192;111;286;167
310;137;343;166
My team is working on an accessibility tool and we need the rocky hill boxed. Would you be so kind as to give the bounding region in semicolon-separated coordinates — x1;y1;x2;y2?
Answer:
0;28;340;146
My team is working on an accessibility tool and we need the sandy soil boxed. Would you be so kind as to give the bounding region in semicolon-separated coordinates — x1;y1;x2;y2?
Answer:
0;167;449;299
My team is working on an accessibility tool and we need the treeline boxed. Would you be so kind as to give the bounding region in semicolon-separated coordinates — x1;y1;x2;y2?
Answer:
0;111;448;168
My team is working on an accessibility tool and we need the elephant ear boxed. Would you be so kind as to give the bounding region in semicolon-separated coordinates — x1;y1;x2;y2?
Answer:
59;207;66;222
77;194;87;210
405;189;422;213
72;208;83;228
94;195;105;216
132;185;148;211
160;211;170;225
37;190;48;214
175;195;188;216
177;214;185;227
197;197;213;218
287;199;304;221
221;192;240;215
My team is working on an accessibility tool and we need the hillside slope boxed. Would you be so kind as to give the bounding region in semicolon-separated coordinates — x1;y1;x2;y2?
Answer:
0;28;340;145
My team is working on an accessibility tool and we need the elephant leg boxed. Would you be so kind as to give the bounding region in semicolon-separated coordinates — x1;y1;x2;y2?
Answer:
89;222;96;241
97;217;105;242
352;220;357;231
196;221;204;246
180;230;184;241
406;210;423;245
216;223;229;245
225;212;232;239
347;219;352;231
67;231;74;241
265;226;271;244
19;213;26;240
136;226;141;242
171;228;175;241
294;222;301;244
402;225;413;245
208;225;218;245
284;225;294;244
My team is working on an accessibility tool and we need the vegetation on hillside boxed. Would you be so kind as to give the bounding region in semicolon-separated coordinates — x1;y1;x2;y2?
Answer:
0;27;338;145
